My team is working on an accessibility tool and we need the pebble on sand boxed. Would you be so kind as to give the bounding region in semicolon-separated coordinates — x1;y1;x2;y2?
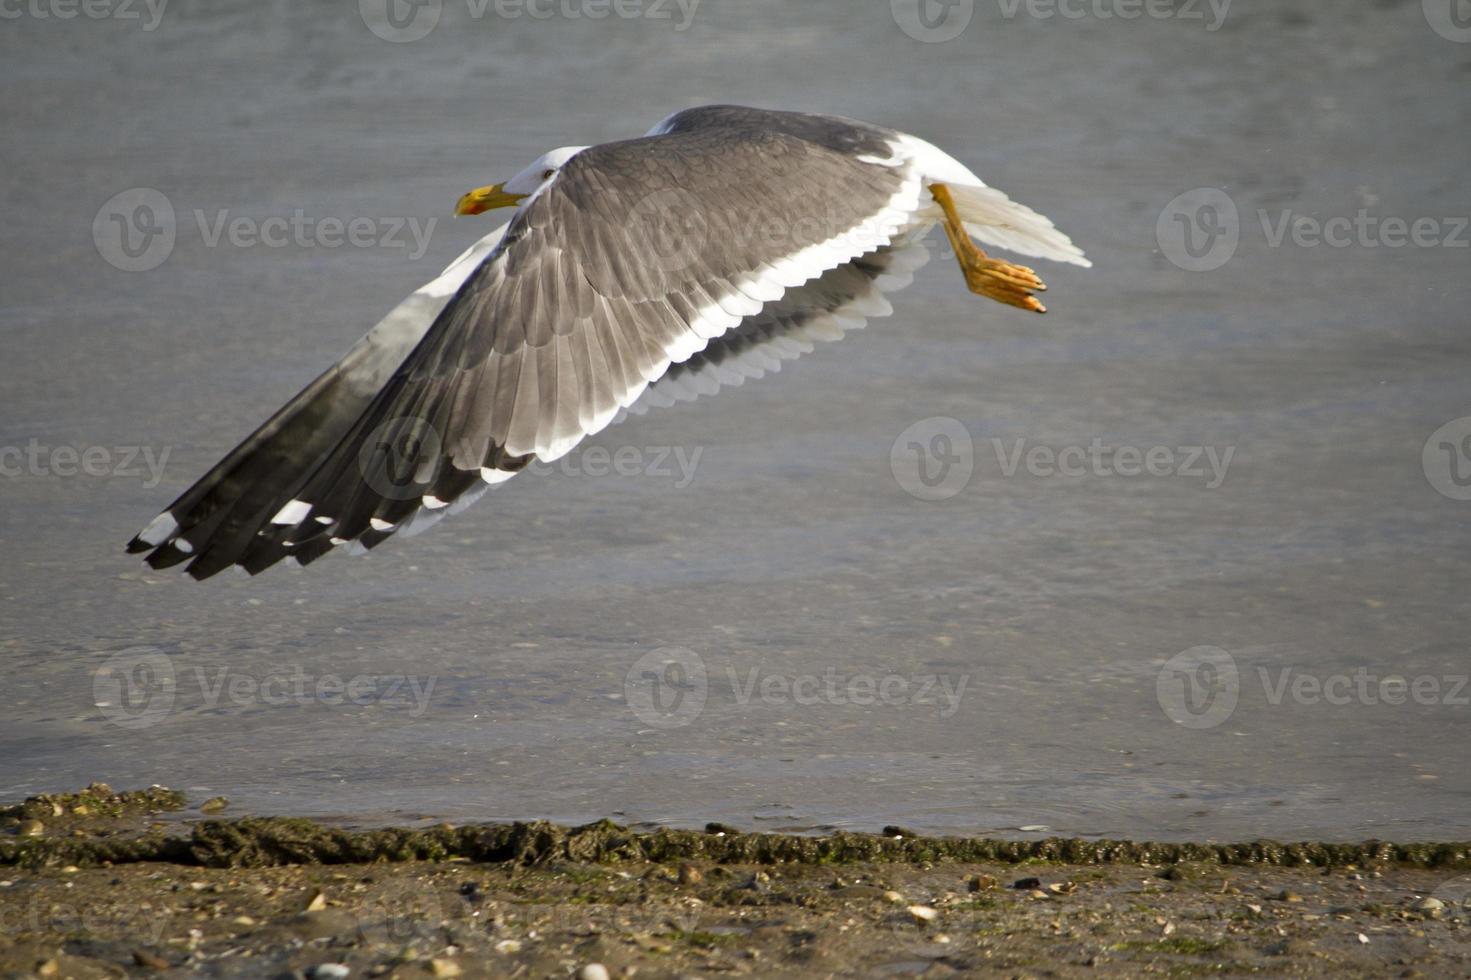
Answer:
304;965;349;980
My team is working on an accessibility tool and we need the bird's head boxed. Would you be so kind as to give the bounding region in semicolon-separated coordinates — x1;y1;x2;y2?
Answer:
455;146;589;216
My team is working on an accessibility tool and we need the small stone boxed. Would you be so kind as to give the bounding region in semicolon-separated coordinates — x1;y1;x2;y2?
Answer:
132;949;170;971
1415;897;1445;913
883;890;906;904
231;915;256;927
71;804;92;817
967;875;997;892
17;819;43;837
429;959;461;978
908;904;939;923
1028;889;1050;900
36;960;59;978
1357;933;1370;944
577;965;611;980
678;864;703;885
494;939;522;954
305;889;328;911
1012;877;1042;891
1276;890;1303;903
199;796;229;814
304;966;350;980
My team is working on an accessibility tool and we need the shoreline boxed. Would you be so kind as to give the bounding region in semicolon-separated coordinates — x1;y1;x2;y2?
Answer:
2;787;1467;977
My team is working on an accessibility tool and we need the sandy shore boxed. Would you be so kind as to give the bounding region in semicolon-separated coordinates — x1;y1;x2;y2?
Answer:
2;787;1467;978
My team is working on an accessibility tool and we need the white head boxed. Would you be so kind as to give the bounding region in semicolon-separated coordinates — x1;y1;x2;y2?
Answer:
455;146;590;216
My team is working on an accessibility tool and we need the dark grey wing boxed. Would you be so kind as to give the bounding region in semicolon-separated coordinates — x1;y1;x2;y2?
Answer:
131;120;923;579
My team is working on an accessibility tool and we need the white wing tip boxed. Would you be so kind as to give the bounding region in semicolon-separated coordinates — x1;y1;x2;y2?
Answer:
270;499;312;526
137;512;178;546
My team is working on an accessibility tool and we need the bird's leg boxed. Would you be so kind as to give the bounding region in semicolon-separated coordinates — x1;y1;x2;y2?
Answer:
930;183;1048;314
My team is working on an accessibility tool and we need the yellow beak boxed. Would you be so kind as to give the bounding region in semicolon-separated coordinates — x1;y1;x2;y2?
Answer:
455;182;526;216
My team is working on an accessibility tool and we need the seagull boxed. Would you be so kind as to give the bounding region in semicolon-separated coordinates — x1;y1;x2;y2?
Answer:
128;105;1089;579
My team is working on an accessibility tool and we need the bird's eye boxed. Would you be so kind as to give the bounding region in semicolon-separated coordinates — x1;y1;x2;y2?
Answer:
542;169;555;180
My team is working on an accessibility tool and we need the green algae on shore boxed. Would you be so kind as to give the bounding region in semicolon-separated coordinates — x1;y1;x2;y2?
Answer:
2;787;1467;872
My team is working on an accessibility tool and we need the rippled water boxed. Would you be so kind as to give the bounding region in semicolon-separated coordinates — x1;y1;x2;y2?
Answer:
2;0;1468;840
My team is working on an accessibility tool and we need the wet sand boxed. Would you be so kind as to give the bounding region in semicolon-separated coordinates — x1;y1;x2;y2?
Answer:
3;787;1468;978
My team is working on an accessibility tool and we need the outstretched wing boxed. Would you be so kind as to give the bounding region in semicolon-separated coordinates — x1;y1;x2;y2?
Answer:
129;109;926;578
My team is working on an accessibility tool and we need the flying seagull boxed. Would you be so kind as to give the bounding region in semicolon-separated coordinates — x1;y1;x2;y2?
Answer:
128;105;1089;579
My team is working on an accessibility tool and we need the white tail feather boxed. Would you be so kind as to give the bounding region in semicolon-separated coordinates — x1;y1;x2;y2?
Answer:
949;183;1091;268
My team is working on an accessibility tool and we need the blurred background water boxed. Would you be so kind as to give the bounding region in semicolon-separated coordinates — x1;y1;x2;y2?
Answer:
2;0;1468;840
